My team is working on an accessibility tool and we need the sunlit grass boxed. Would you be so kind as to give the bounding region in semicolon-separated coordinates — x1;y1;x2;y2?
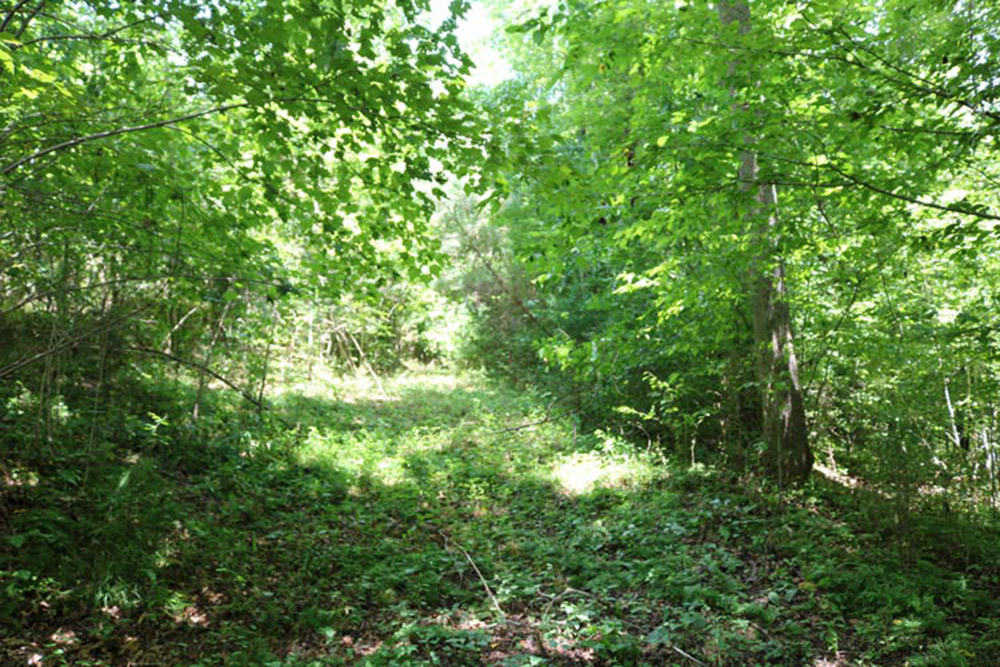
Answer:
548;430;666;495
551;451;636;495
281;369;574;488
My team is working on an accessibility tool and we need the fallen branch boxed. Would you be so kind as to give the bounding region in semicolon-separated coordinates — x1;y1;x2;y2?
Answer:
489;410;574;434
436;529;505;621
672;646;707;666
127;346;265;411
539;586;592;618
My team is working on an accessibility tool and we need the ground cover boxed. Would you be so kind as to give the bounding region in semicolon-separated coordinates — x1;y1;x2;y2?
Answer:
3;371;998;665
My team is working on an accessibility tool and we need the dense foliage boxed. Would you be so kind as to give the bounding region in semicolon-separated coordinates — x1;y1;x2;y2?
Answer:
4;0;1000;665
1;0;477;414
468;0;1000;504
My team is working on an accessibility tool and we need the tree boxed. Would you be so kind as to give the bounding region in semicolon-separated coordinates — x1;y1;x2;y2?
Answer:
717;0;811;484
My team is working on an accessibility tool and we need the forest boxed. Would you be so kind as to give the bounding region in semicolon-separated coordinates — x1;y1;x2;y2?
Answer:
2;0;1000;664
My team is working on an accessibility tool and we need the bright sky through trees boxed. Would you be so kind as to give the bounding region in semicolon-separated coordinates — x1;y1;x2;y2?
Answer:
428;0;512;86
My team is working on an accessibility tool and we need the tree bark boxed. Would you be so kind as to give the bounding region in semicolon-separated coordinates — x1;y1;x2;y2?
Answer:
719;0;812;486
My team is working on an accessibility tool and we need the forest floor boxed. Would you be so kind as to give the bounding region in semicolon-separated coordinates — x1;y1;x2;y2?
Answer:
3;371;999;666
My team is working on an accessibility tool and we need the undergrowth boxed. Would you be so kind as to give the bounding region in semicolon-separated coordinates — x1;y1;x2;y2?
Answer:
2;371;999;665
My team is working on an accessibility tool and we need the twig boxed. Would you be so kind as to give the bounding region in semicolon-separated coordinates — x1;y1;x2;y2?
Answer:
0;0;32;33
672;646;707;666
0;305;145;380
489;410;574;434
749;620;771;639
438;530;505;620
161;303;202;349
342;327;388;399
1;103;249;175
15;15;164;49
128;346;265;411
452;219;554;337
824;161;1000;222
539;586;591;617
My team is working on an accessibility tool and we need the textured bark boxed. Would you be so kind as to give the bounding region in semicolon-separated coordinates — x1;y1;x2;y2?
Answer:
719;0;812;486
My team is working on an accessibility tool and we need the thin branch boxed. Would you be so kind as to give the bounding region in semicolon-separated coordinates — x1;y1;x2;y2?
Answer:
0;0;31;33
13;0;42;38
0;305;145;380
672;646;707;667
160;303;202;348
539;587;592;617
342;327;388;399
829;24;1000;124
128;346;265;411
0;103;249;176
824;162;1000;221
488;410;574;434
804;274;865;397
165;125;287;201
2;273;218;317
678;31;1000;126
15;14;161;49
437;530;505;620
453;218;554;336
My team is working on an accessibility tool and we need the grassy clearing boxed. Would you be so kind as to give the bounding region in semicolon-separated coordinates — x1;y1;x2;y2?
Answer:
3;371;999;665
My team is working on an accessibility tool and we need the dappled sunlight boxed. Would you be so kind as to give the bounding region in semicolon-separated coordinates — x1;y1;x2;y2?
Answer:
552;452;631;496
550;431;665;496
280;370;559;488
7;369;1000;665
386;368;475;394
274;367;478;405
7;0;1000;663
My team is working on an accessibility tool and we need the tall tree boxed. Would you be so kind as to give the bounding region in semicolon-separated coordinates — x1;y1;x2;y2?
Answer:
718;0;811;484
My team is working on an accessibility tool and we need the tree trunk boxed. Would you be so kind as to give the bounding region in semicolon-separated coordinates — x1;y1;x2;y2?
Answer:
719;0;812;486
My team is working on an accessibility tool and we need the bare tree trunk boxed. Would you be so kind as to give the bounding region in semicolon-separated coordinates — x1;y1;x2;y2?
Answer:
719;0;812;486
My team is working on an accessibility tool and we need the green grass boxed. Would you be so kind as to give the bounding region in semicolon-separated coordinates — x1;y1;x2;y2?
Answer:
3;370;999;665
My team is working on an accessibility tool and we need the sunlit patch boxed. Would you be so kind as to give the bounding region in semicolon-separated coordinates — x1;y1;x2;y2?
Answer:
172;604;210;627
551;452;637;496
813;652;852;666
2;467;39;488
201;587;225;605
375;457;407;484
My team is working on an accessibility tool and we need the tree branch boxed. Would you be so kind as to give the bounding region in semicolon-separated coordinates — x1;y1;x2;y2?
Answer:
13;0;43;38
127;346;265;411
14;14;160;49
0;0;32;34
824;162;1000;221
0;102;249;176
828;24;1000;124
0;305;145;380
